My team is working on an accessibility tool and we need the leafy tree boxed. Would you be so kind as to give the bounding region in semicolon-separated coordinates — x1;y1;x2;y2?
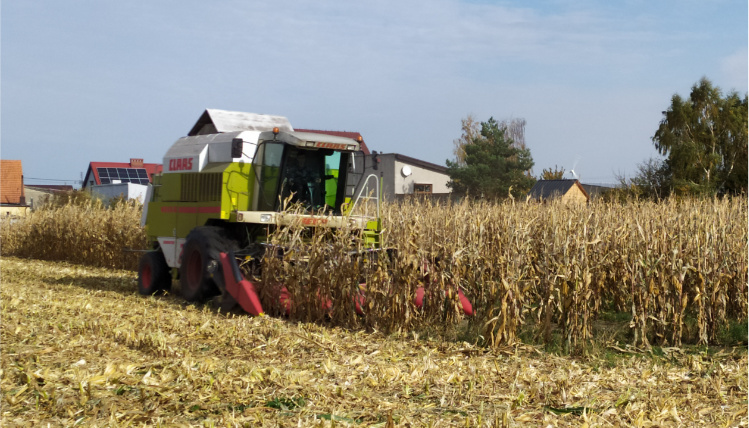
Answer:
653;77;748;196
451;114;480;167
499;117;528;150
446;117;536;199
540;165;566;180
614;157;670;200
452;116;528;167
632;157;671;199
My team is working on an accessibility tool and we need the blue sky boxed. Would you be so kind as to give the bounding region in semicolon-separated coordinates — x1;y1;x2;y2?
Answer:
2;0;747;187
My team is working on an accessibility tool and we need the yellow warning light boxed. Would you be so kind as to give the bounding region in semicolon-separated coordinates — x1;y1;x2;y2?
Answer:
356;136;363;143
273;127;280;135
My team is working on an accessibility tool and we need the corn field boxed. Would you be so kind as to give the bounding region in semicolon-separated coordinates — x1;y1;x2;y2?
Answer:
0;198;146;270
2;197;746;349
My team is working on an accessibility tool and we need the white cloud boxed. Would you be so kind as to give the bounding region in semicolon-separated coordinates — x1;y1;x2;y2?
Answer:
217;0;665;77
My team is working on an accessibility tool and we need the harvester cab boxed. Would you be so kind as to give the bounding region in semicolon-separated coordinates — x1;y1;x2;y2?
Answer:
251;128;365;215
137;110;382;315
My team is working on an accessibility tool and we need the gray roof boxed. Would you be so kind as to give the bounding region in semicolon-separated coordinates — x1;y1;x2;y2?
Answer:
527;179;589;200
581;183;615;199
380;153;448;174
188;109;294;136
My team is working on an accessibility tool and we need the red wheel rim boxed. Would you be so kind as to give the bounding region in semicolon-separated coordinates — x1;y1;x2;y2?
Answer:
142;263;153;290
186;249;203;291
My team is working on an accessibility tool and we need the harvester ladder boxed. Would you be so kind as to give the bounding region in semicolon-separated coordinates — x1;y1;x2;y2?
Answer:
348;174;382;247
348;174;380;220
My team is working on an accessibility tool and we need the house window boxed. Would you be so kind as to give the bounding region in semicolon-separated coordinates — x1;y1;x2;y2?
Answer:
414;183;432;194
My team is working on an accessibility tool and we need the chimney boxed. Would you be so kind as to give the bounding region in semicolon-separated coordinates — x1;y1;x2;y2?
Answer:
130;158;144;168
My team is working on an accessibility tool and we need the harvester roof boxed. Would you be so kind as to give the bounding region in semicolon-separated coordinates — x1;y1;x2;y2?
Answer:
260;130;361;151
188;109;293;136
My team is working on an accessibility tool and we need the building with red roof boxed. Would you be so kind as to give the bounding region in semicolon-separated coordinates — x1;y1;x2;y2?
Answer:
82;158;163;189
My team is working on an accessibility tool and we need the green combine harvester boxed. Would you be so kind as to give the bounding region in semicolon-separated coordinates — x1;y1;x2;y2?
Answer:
138;109;383;315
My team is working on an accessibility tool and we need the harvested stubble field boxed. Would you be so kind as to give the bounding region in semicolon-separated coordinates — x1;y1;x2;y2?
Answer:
2;258;747;427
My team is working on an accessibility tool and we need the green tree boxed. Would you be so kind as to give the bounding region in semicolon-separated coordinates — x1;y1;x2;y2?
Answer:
453;116;528;167
540;165;566;180
446;117;536;199
653;77;748;196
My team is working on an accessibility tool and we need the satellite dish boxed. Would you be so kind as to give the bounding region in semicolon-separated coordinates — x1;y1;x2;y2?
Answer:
401;165;412;177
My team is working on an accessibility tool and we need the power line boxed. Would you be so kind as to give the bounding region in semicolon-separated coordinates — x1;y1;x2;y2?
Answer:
23;177;81;184
25;177;80;182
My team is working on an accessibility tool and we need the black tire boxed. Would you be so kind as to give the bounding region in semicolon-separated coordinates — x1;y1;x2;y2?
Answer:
138;251;172;295
179;227;233;302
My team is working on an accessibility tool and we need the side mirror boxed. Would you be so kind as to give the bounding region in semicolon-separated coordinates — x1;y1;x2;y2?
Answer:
231;138;243;158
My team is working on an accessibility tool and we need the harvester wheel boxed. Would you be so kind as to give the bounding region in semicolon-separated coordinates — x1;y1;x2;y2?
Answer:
179;227;232;302
138;251;172;295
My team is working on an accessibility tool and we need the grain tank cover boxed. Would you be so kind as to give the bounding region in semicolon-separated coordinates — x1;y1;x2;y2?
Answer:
188;109;294;136
163;131;260;174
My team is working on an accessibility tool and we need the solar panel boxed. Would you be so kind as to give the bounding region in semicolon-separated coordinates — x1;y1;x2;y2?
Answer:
97;167;150;185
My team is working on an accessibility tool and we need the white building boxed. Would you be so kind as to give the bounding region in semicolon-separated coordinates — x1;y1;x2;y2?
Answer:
90;182;149;204
361;153;451;202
